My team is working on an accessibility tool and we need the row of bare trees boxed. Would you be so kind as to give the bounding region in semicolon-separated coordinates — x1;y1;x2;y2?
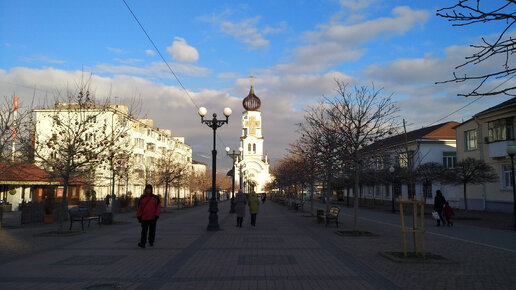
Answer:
269;80;498;231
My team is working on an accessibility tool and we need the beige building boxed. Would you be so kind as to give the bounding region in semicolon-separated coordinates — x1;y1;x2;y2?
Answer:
454;97;516;212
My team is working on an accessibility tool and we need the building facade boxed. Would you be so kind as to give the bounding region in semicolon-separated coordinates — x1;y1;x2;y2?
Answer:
360;122;460;206
33;102;193;202
454;97;516;212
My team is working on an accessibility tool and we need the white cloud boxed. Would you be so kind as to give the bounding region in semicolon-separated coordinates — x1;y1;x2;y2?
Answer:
22;55;65;64
274;6;429;74
107;47;123;54
166;37;199;63
114;58;143;65
91;61;211;78
340;0;377;11
145;49;155;56
199;13;285;50
217;72;239;79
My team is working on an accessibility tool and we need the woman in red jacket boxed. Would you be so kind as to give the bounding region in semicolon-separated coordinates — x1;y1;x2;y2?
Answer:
137;184;161;248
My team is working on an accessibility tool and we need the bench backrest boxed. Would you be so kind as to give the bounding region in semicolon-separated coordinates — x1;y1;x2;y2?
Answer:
69;207;90;218
328;206;340;216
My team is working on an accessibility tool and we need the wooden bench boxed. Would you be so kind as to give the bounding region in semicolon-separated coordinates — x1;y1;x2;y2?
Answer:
292;200;304;211
68;207;101;230
317;206;340;227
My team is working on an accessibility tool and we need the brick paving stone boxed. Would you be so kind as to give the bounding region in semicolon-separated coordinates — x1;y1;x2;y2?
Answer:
0;201;514;289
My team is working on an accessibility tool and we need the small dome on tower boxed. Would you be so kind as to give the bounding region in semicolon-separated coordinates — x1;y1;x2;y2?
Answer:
243;86;261;111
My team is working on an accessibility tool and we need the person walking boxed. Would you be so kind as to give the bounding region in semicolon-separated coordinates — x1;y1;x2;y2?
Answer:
433;190;446;226
234;189;247;227
137;184;161;248
261;193;267;204
442;201;455;227
248;191;260;227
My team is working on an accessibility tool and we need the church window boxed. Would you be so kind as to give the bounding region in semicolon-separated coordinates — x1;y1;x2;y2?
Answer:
248;144;251;152
253;144;256;154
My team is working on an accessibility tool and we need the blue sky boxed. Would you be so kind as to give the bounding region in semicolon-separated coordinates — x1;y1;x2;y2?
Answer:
0;0;513;169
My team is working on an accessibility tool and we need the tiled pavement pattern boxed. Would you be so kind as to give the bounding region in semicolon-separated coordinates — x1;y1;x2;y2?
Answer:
0;201;515;289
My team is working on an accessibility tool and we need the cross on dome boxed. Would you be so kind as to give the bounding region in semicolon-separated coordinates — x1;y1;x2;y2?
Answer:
242;74;261;111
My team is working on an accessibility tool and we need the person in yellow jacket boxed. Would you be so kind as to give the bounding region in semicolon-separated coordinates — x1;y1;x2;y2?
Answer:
248;191;260;226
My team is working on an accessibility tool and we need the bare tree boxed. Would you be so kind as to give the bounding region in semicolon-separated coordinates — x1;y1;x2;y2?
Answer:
33;80;133;231
156;150;190;208
0;95;34;164
188;170;209;203
436;0;516;97
415;162;447;199
444;157;498;210
326;81;399;231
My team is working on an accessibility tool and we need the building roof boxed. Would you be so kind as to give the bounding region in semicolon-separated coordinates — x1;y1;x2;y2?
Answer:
0;162;86;186
474;96;516;117
0;162;57;185
364;121;459;152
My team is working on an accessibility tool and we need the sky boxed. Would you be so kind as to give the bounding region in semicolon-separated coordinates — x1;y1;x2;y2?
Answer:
0;0;513;172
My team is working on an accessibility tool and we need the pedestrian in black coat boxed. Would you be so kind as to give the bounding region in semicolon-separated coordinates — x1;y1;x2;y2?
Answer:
433;190;446;226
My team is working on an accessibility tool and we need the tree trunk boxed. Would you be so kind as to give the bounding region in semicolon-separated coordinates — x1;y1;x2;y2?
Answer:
463;183;468;210
59;176;69;232
164;180;169;208
177;187;180;208
353;168;360;232
310;182;314;216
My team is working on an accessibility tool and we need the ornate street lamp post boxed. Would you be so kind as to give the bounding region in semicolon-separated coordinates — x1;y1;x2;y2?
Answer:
389;166;395;214
225;146;243;213
198;106;232;231
506;141;516;229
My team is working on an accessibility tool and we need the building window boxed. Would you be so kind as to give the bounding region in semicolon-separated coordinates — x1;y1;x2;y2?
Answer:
423;182;432;199
502;164;513;189
253;143;256;154
248;144;251;152
488;117;514;143
398;152;409;168
464;129;477;150
443;152;456;169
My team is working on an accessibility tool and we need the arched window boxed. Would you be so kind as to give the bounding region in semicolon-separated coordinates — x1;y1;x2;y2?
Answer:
248;144;251;152
253;143;256;154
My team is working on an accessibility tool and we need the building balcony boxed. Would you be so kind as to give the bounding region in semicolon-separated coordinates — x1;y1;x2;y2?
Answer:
488;140;511;158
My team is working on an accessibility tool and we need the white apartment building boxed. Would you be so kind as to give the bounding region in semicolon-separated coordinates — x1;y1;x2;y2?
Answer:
359;121;460;206
34;102;193;202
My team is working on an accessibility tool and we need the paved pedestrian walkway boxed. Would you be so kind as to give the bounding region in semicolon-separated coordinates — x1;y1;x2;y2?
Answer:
0;200;515;289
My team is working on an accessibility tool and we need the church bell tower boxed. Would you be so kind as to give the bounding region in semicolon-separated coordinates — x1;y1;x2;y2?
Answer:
237;81;271;193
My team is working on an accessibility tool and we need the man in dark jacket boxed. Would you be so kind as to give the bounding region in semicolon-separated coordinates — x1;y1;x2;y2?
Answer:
433;190;446;227
137;184;161;248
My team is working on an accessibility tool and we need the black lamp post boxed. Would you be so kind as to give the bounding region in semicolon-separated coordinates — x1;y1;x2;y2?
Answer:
389;166;395;214
198;106;232;231
225;146;243;213
506;141;516;229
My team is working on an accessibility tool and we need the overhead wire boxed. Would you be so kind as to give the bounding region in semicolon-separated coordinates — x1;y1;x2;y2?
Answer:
121;0;199;110
426;75;515;126
121;0;232;150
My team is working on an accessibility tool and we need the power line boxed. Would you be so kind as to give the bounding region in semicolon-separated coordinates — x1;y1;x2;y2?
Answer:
121;0;230;150
121;0;199;110
427;75;515;126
